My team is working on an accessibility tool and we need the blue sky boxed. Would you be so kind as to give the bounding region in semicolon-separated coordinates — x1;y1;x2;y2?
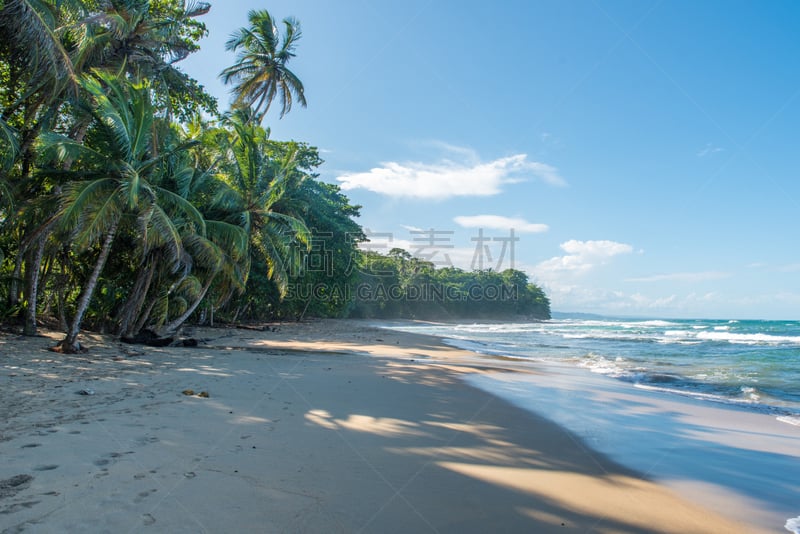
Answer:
181;0;800;320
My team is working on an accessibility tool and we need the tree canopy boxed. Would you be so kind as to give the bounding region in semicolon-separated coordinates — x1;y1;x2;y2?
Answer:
0;2;550;350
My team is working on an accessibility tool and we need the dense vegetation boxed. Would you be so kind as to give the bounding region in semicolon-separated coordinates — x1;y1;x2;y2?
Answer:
0;1;549;351
349;250;550;320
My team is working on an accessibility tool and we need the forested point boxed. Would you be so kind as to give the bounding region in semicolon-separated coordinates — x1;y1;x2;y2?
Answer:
0;1;550;351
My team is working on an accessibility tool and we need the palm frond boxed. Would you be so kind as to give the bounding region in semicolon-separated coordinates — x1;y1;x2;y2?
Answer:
0;118;20;171
80;73;134;160
37;131;96;164
0;0;80;101
139;203;183;265
154;185;206;235
58;177;118;232
184;1;211;19
71;184;125;249
182;232;224;272
205;219;248;262
219;8;305;121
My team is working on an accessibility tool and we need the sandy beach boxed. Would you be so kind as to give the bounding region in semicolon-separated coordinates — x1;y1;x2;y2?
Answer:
0;320;764;533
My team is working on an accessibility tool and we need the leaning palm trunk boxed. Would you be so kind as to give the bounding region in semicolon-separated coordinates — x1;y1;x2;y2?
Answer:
154;270;218;338
131;294;159;337
22;235;46;336
60;222;119;352
117;256;157;337
8;249;23;308
21;217;58;335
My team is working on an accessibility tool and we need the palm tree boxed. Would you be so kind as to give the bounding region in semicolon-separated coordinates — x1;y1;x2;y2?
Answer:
39;71;202;351
116;124;248;339
0;0;82;117
69;0;215;120
0;118;18;211
1;1;214;334
219;9;306;121
210;108;310;297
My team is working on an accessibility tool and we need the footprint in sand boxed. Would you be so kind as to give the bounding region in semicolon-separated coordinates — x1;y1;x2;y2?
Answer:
32;465;58;471
0;474;33;498
135;436;159;446
133;489;157;503
1;500;40;514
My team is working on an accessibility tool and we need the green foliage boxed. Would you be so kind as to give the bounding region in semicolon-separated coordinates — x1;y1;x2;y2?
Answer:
220;8;306;121
213;140;365;321
349;250;551;321
0;1;551;342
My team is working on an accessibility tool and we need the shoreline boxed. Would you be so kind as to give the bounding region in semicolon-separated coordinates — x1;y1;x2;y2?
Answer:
381;320;800;531
0;320;765;532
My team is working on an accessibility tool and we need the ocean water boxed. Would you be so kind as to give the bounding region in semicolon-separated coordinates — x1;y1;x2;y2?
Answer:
384;316;800;531
390;316;800;419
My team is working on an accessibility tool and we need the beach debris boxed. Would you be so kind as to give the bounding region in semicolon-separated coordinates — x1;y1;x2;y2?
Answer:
181;389;209;398
121;329;174;347
49;340;87;354
76;389;95;396
121;328;199;347
120;345;146;357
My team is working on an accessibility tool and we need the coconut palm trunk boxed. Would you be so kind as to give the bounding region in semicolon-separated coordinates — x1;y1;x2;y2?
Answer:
117;255;157;337
154;269;218;338
22;235;46;335
61;221;118;352
8;249;23;308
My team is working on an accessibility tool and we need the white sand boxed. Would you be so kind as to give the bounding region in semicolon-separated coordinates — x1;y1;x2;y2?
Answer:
0;321;756;533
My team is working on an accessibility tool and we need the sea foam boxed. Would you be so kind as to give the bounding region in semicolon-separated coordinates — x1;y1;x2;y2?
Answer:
777;416;800;427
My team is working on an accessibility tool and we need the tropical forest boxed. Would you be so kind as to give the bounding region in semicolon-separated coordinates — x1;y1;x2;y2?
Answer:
0;0;550;352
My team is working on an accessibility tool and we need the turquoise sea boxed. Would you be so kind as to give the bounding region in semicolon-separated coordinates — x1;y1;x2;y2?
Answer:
385;316;800;531
392;316;800;420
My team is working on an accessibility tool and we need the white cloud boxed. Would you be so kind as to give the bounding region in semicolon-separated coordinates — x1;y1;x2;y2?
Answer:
526;161;566;187
454;215;549;234
536;239;634;276
337;152;566;199
697;143;724;157
560;240;633;257
425;141;480;164
625;271;730;283
541;281;722;316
